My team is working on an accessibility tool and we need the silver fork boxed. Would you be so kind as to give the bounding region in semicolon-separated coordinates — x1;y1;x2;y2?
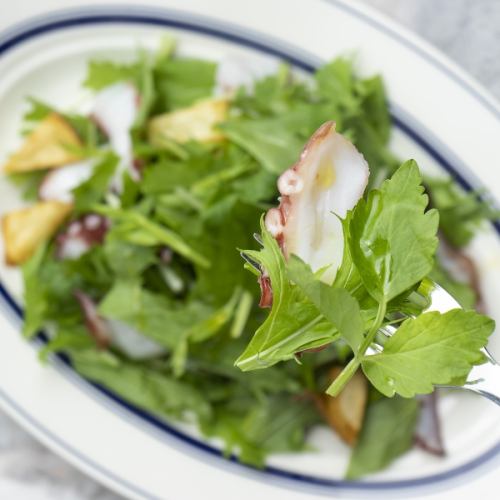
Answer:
241;249;500;405
373;279;500;406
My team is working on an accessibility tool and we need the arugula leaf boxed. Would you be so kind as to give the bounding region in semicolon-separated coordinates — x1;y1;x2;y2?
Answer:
315;58;360;112
179;200;263;305
220;118;305;174
154;58;216;110
98;279;209;350
221;104;335;175
349;160;439;303
172;288;241;377
356;76;391;145
72;153;118;212
287;256;364;350
362;310;494;397
201;394;319;467
102;238;158;278
70;349;211;420
94;204;210;268
426;177;499;248
347;396;419;479
7;170;46;201
39;326;95;361
235;222;339;371
21;243;49;337
83;61;140;90
23;97;54;122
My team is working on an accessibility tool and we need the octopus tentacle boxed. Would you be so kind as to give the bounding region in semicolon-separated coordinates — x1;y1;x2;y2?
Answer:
259;122;369;306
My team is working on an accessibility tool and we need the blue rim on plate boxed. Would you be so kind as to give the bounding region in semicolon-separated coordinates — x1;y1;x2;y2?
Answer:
0;4;499;496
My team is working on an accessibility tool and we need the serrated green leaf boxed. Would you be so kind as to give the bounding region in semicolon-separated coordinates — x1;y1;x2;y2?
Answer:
362;309;494;397
349;161;439;302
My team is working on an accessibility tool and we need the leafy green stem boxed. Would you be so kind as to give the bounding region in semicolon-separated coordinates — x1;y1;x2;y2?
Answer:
326;299;387;396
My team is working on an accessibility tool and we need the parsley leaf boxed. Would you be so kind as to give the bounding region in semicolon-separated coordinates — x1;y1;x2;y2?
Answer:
362;310;494;397
349;160;439;303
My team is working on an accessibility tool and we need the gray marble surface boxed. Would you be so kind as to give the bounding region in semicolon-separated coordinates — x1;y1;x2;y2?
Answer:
1;1;500;499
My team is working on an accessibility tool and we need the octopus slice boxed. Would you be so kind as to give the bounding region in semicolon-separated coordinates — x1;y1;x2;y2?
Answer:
74;290;166;358
74;290;110;349
39;159;95;203
92;82;139;188
265;121;369;285
414;393;445;456
56;214;109;260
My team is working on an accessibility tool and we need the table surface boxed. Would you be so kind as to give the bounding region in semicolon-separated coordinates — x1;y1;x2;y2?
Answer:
1;0;499;498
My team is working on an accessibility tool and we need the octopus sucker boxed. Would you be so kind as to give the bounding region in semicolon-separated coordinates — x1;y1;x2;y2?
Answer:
263;121;369;290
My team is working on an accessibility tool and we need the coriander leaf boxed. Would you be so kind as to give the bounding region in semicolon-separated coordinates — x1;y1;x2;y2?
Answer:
362;309;494;397
287;255;364;350
347;396;419;479
349;160;439;302
235;221;339;371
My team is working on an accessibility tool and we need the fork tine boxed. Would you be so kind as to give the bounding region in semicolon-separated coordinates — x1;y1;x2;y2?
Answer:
240;251;261;272
253;233;263;246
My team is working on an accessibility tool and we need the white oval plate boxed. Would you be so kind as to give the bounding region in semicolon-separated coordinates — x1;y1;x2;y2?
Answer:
0;1;500;499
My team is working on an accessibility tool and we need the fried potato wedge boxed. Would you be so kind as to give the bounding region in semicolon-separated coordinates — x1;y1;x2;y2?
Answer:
319;367;368;445
2;201;72;265
3;113;82;173
148;98;228;146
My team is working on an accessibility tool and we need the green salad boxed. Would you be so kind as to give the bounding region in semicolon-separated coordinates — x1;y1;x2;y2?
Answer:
1;38;496;479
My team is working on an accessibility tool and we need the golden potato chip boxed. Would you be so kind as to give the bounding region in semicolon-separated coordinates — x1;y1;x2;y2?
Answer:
3;113;83;173
148;98;228;146
318;367;368;445
2;201;72;265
